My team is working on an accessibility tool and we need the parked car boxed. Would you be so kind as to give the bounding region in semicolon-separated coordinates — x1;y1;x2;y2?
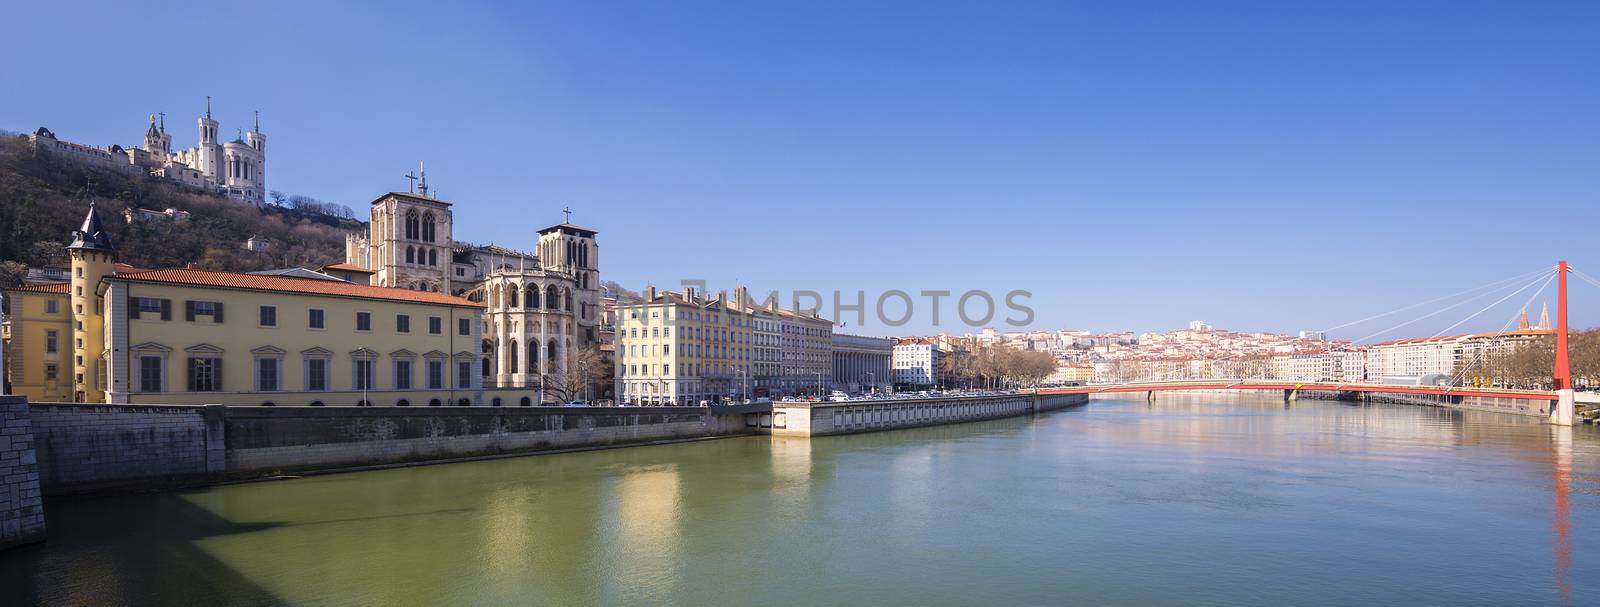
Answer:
564;400;590;407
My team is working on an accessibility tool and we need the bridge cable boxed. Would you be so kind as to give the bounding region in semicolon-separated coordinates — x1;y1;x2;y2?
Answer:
1349;270;1553;344
1317;265;1554;334
1448;270;1558;387
1430;270;1557;339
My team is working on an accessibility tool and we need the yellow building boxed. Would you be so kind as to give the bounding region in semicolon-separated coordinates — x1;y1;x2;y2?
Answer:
2;283;73;402
5;203;494;407
614;286;756;405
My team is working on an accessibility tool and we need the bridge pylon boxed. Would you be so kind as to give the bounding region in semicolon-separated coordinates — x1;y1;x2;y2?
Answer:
1553;261;1575;426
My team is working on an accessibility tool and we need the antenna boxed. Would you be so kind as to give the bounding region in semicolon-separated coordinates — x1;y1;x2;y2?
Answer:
206;96;212;119
418;161;429;197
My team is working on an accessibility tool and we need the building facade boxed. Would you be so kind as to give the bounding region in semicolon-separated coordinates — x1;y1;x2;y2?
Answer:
831;333;893;394
614;286;756;405
893;339;942;389
3;204;494;406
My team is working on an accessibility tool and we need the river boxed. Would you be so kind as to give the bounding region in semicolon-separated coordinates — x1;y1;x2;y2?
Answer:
2;394;1597;606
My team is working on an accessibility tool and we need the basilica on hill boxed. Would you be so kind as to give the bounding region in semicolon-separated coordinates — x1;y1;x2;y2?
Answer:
28;97;267;205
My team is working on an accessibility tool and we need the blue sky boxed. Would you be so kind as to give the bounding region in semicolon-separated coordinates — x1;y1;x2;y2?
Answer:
3;1;1597;338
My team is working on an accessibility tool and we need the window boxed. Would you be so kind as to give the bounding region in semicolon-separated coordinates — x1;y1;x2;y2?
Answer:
427;360;444;389
45;364;58;380
428;316;442;334
309;308;325;329
396;314;411;333
188;357;221;392
186;301;223;322
306;358;329;391
357;311;372;331
257;358;280;391
139;356;163;392
457;361;472;389
353;359;376;390
45;330;58;353
259;305;277;327
132;297;168;319
459;318;471;336
394;359;413;390
45;300;57;314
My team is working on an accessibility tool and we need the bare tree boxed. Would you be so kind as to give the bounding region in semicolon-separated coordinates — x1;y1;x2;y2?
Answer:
544;345;609;403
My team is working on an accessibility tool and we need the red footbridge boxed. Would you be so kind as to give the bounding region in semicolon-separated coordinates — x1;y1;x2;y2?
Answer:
1037;260;1592;423
1038;380;1557;401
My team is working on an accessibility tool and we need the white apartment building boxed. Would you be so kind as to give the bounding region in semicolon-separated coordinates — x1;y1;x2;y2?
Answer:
893;339;941;388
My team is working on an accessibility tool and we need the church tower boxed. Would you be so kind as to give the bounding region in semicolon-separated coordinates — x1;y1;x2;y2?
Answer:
537;210;601;344
142;114;169;155
67;202;115;403
366;171;454;293
196;97;221;182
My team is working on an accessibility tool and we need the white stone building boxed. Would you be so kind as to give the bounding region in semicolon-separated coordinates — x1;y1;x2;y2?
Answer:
893;338;941;388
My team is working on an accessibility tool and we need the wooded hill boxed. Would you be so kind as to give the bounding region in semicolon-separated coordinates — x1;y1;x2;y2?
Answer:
0;133;362;287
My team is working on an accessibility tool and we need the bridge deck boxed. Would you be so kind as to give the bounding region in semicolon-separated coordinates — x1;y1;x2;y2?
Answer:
1038;381;1557;401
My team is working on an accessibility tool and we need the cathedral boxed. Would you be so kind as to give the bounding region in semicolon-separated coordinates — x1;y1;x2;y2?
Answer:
340;177;604;398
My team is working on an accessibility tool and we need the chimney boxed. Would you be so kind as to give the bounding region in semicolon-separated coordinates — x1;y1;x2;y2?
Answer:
683;285;694;302
734;286;747;310
185;263;200;270
643;285;656;301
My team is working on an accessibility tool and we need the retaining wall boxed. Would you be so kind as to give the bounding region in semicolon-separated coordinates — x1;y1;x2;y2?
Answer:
771;392;1087;437
19;403;757;495
0;396;45;549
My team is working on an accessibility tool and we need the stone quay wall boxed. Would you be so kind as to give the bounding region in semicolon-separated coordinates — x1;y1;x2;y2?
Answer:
27;403;223;492
223;406;746;474
0;396;45;550
17;402;759;496
770;392;1087;437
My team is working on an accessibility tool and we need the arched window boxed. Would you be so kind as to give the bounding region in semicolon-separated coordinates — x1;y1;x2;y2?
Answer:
423;213;436;242
310;400;325;407
457;398;471;407
492;397;503;407
357;400;371;407
509;285;519;308
520;396;532;406
396;399;410;407
527;340;538;373
261;401;276;407
428;398;442;407
546;285;558;308
526;284;539;309
563;288;572;311
405;211;419;240
509;339;519;372
428;248;437;266
406;246;415;264
548;339;559;363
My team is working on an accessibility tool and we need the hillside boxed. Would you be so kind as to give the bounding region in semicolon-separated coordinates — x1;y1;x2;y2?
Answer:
0;134;363;287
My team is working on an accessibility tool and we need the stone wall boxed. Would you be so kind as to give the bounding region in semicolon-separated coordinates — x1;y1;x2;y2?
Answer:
223;406;732;474
772;392;1088;437
27;402;219;492
0;396;45;549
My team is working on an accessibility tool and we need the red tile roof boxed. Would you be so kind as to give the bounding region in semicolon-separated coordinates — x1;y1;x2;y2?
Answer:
110;268;481;307
5;282;70;294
